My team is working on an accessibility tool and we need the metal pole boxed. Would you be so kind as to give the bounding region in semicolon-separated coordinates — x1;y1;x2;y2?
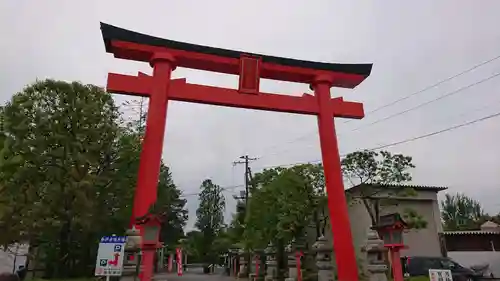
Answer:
12;244;20;274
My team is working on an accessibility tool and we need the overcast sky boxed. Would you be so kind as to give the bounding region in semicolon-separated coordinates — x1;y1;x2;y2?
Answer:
1;0;500;231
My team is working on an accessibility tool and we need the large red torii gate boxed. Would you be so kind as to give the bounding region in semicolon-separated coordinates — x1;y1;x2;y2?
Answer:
100;22;372;281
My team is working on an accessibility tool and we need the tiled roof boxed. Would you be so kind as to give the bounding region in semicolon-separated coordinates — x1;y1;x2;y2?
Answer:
481;220;499;228
346;183;448;192
443;230;500;235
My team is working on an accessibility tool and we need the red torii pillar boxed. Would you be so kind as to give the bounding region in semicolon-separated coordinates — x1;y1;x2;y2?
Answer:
100;22;372;281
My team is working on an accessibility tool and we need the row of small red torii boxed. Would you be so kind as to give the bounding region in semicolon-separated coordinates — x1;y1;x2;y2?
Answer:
165;248;183;275
100;22;373;281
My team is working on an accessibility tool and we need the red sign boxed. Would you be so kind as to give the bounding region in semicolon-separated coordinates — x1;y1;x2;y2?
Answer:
176;248;183;276
108;253;120;266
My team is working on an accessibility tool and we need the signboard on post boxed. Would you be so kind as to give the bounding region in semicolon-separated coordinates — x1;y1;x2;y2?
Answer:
95;236;127;277
429;269;453;281
176;248;183;276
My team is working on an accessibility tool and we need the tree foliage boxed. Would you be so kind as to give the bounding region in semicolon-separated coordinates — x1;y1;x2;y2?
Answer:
341;150;415;186
0;80;124;277
341;150;426;229
226;200;246;248
0;80;187;278
440;193;488;231
245;164;326;249
179;230;204;263
195;179;225;263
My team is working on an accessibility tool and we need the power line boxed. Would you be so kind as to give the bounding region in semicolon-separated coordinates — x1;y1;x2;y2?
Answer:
251;54;500;158
256;109;500;170
362;110;500;151
254;94;500;160
349;54;500;118
257;71;500;159
179;184;244;198
347;72;500;133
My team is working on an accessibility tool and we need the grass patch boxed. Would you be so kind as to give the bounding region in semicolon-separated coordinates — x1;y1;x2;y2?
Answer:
407;277;430;281
27;278;98;281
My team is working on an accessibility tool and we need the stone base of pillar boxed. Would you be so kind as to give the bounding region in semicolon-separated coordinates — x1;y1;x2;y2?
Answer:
302;270;318;281
366;264;388;281
317;269;334;281
237;266;248;278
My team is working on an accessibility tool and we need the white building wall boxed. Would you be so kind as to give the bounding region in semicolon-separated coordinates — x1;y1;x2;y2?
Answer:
0;244;29;274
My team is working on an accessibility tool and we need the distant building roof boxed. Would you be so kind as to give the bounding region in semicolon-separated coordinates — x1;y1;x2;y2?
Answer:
346;183;448;193
443;230;500;235
443;221;500;235
481;220;500;230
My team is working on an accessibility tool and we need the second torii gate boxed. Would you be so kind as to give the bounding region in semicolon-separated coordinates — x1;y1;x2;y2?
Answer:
100;22;372;281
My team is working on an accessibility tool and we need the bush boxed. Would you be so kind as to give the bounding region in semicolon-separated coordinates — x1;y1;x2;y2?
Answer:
407;277;430;281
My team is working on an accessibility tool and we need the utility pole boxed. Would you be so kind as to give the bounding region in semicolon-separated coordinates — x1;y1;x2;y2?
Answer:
232;155;257;277
232;155;258;206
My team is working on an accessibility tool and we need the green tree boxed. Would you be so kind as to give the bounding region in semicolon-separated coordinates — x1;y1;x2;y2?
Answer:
0;80;125;277
195;179;225;264
180;230;205;263
247;164;326;244
441;193;487;231
212;228;233;264
341;150;426;229
288;164;327;238
225;200;248;253
245;166;324;281
157;164;188;247
0;81;187;278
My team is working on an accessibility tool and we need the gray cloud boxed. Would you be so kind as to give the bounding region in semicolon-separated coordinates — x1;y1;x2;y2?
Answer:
1;0;499;230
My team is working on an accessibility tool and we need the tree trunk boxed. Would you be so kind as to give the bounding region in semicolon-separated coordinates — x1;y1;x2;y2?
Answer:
313;211;321;239
362;198;377;227
56;221;71;279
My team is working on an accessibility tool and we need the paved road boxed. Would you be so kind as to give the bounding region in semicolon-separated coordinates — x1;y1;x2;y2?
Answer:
153;272;235;281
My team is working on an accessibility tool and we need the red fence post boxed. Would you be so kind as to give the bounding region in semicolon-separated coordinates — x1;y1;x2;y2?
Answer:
296;251;303;281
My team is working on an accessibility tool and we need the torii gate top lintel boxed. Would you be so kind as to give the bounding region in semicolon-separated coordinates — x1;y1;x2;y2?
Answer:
100;22;372;88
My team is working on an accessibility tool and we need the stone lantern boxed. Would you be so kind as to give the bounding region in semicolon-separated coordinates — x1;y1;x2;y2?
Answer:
361;229;388;281
265;243;277;281
123;226;142;276
312;236;334;281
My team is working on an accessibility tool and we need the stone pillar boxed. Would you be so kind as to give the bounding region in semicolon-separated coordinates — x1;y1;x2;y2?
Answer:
249;254;257;281
255;250;266;281
285;244;297;281
312;236;335;281
238;249;248;278
265;243;277;281
361;229;388;281
123;227;142;276
301;249;318;281
228;249;238;276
